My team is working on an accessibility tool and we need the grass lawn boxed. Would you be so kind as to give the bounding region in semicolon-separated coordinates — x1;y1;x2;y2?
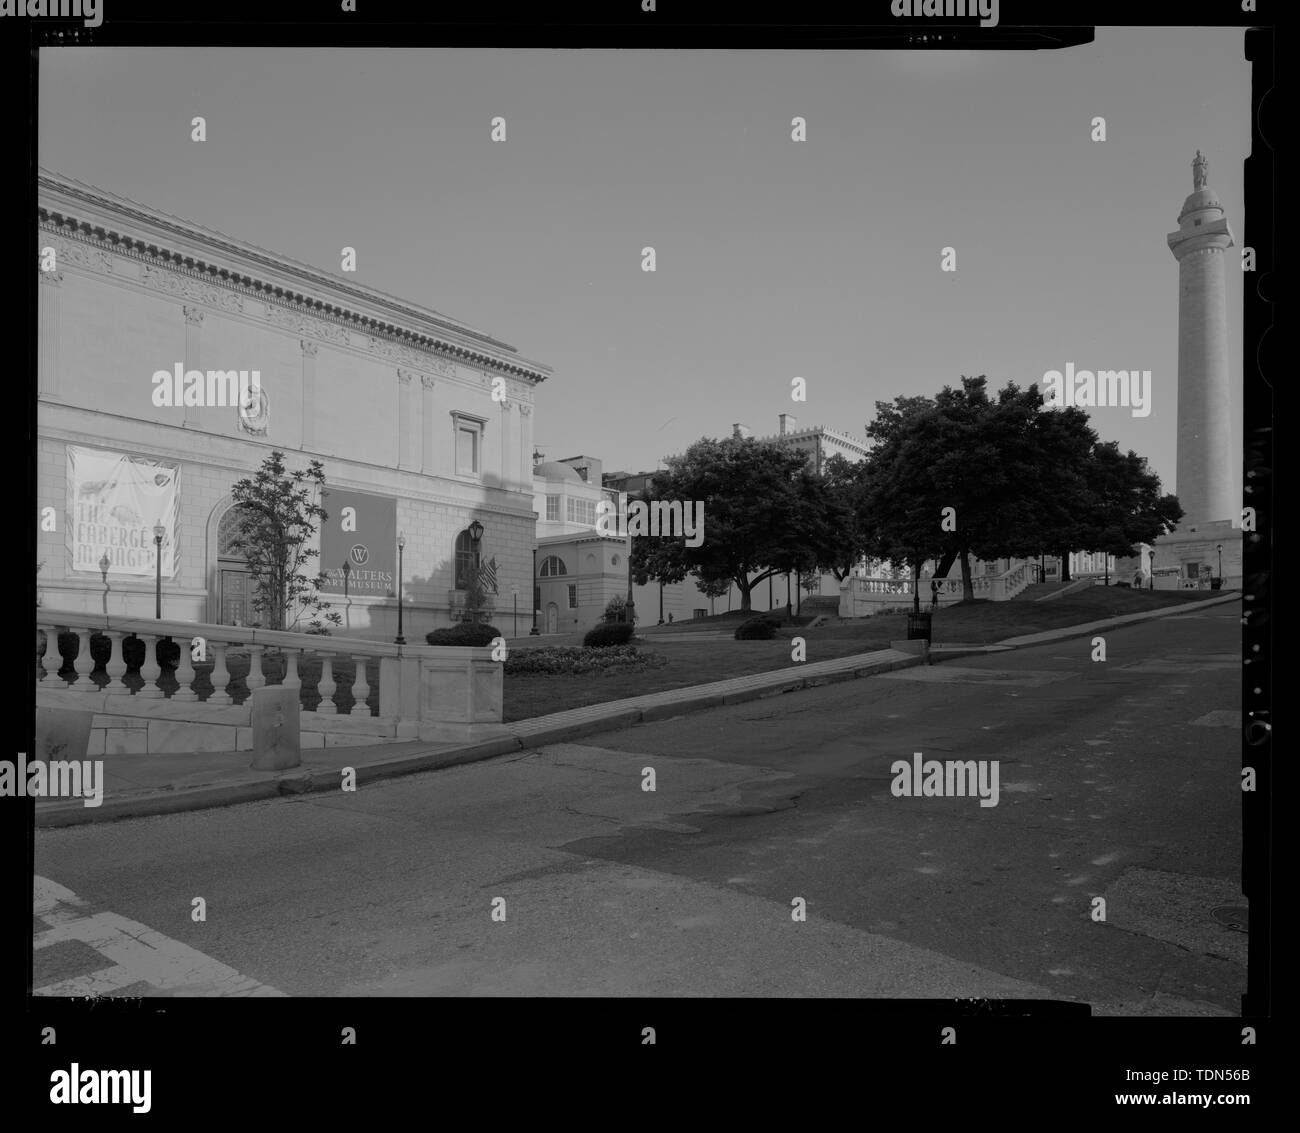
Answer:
501;586;1232;722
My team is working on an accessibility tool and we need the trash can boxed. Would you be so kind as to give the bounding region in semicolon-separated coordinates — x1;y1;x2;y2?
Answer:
906;611;933;641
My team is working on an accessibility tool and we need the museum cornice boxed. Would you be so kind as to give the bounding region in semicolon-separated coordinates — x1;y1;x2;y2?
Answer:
37;171;553;386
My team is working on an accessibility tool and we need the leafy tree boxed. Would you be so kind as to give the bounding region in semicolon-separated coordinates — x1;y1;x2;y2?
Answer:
629;436;829;612
227;451;342;633
1075;442;1183;577
818;453;874;581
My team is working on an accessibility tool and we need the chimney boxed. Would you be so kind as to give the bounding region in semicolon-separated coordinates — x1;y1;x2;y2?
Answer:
779;413;797;435
732;423;752;439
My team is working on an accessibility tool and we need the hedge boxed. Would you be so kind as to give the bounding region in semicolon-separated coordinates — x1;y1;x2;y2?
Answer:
426;623;502;647
734;616;778;640
583;622;635;648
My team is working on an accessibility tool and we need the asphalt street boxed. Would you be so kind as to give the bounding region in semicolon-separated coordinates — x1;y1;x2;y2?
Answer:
33;601;1244;1010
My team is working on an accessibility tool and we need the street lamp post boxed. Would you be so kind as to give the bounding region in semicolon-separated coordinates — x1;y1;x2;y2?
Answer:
512;584;518;637
1216;543;1224;581
99;552;111;622
152;524;165;619
342;558;351;631
468;520;484;625
658;579;664;625
530;547;539;635
624;538;636;626
395;532;406;644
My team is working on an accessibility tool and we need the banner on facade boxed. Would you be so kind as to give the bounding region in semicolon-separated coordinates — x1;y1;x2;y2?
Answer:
67;446;179;577
318;488;397;597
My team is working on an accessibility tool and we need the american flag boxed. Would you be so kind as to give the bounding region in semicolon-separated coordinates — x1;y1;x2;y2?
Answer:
475;555;499;595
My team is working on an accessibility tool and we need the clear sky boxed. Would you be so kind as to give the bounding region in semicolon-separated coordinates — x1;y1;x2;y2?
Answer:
39;29;1250;495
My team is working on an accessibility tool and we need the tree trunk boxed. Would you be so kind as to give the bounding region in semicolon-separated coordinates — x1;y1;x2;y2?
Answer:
738;582;753;612
934;548;958;579
912;561;920;614
959;549;974;601
1059;552;1071;583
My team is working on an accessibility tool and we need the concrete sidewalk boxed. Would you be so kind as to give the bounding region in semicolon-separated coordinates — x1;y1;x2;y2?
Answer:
34;592;1240;827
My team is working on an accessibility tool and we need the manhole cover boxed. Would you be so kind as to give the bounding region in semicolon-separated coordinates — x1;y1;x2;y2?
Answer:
1210;905;1249;932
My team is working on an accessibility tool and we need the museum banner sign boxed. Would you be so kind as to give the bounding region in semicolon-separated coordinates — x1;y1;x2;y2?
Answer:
318;488;397;597
67;446;179;577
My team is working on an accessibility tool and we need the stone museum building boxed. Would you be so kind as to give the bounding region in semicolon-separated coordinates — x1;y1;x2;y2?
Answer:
37;171;552;640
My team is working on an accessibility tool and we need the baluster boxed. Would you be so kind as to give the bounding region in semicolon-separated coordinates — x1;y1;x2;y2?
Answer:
245;644;267;691
316;656;338;714
349;656;371;716
103;631;130;696
137;633;164;698
281;649;302;693
207;643;233;705
172;635;198;702
72;628;97;692
36;625;50;683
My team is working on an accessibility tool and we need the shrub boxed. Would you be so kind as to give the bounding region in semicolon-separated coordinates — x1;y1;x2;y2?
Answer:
426;623;502;647
584;622;635;648
734;616;777;640
602;594;632;623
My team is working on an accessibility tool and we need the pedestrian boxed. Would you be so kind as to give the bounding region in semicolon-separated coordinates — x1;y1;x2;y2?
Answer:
929;578;939;609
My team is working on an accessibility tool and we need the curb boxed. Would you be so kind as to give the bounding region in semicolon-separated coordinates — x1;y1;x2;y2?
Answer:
995;592;1240;647
37;597;1229;827
36;652;923;826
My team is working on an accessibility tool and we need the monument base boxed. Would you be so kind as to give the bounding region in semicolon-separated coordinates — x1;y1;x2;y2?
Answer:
1153;519;1242;590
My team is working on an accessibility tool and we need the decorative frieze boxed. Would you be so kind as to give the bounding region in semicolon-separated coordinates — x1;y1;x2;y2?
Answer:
183;304;205;326
265;302;350;346
57;238;113;275
141;262;245;314
366;334;458;379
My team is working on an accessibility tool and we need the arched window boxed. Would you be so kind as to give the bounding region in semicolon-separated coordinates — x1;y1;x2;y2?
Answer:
455;529;481;590
539;555;567;578
217;505;257;558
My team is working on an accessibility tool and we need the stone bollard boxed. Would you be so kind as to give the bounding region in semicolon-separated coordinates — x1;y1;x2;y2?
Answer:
250;686;301;771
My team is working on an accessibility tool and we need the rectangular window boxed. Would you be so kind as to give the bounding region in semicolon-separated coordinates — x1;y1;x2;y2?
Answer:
567;584;578;609
546;495;560;521
451;412;487;477
457;427;478;475
566;497;596;526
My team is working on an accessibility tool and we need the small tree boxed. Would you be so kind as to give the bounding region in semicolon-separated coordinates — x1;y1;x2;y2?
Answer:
227;451;342;633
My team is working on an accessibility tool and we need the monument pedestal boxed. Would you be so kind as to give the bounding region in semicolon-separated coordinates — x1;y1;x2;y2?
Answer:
1154;520;1242;590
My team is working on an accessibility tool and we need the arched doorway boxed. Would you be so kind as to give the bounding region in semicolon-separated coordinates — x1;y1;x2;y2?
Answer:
216;505;256;627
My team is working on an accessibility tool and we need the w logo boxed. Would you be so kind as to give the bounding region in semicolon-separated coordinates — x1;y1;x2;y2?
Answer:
349;544;370;566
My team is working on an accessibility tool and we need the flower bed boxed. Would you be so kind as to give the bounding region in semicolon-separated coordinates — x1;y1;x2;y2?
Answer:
504;644;666;677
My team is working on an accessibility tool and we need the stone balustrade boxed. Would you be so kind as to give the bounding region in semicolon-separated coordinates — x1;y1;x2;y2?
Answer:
36;611;504;756
838;560;1034;618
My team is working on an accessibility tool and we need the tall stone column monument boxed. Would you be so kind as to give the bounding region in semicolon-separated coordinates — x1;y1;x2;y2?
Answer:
1156;150;1242;589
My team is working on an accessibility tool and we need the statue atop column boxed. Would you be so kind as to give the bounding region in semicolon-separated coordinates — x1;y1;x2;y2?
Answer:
1193;150;1208;191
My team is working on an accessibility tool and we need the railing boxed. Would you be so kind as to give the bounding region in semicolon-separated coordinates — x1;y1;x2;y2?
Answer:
839;559;1034;617
36;610;503;753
